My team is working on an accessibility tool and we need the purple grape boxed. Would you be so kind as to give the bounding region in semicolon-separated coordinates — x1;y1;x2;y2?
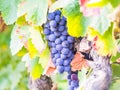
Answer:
55;38;62;44
69;86;74;90
55;15;61;22
63;60;70;66
57;66;64;73
58;25;65;31
51;42;56;47
48;13;55;20
71;80;79;87
67;36;74;43
56;44;62;51
67;51;72;57
61;48;69;54
64;66;71;72
71;74;78;80
44;28;50;35
55;53;60;58
62;30;68;35
50;20;57;27
48;42;52;47
56;58;63;65
54;31;61;37
59;17;66;25
49;34;56;41
60;54;66;59
55;10;61;15
62;41;69;47
51;48;57;54
50;26;57;31
60;36;67;41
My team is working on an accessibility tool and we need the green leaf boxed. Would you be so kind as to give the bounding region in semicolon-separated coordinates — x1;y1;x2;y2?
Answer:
111;52;120;62
108;0;120;7
0;0;18;25
30;57;43;80
111;64;120;78
110;79;120;90
10;25;24;55
90;6;111;34
30;26;46;54
39;45;51;68
87;24;117;56
49;0;71;12
62;0;90;37
25;0;48;26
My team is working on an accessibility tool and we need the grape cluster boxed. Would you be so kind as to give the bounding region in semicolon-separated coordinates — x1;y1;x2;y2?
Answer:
67;72;79;90
44;10;75;73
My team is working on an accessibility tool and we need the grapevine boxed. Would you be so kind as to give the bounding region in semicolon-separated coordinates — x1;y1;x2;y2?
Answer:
0;0;120;90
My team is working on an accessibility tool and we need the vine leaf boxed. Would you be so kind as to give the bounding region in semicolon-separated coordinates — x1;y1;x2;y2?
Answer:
87;24;117;56
90;6;111;34
71;52;89;71
10;25;24;55
18;0;48;26
49;0;70;12
108;0;120;7
111;52;120;62
0;0;18;25
39;46;51;68
62;0;90;37
22;53;43;80
30;26;46;54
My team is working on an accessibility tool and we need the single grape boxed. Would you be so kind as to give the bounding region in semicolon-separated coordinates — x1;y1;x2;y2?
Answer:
54;53;60;58
61;48;69;54
71;80;79;87
48;42;52;47
67;36;74;43
49;34;56;41
56;44;62;51
68;86;74;90
55;15;61;22
50;20;57;27
63;60;70;66
71;74;78;80
50;26;57;31
55;38;62;44
64;66;71;72
62;30;68;35
51;42;56;47
60;54;66;59
58;25;65;31
56;58;63;65
44;28;50;35
60;35;67;41
54;31;61;37
48;13;55;20
59;17;66;25
51;48;57;54
67;51;72;57
62;41;69;47
55;10;61;15
57;66;64;73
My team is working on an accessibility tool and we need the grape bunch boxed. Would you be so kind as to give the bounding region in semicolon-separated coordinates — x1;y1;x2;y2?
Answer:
67;71;79;90
44;10;75;74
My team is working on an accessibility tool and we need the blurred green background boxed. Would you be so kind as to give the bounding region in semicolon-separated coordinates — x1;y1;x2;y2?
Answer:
0;25;28;90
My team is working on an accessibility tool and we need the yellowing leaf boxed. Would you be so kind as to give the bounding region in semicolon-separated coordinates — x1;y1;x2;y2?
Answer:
30;26;46;54
62;0;89;37
39;46;51;68
86;0;108;7
27;39;38;58
30;57;43;80
87;25;117;56
31;64;43;80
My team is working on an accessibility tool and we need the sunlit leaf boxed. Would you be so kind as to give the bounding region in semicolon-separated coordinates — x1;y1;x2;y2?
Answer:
62;0;89;37
87;24;117;56
0;0;18;25
90;6;111;34
39;46;51;68
111;52;120;62
108;0;120;7
30;26;46;54
10;25;24;55
49;0;70;12
30;57;43;80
